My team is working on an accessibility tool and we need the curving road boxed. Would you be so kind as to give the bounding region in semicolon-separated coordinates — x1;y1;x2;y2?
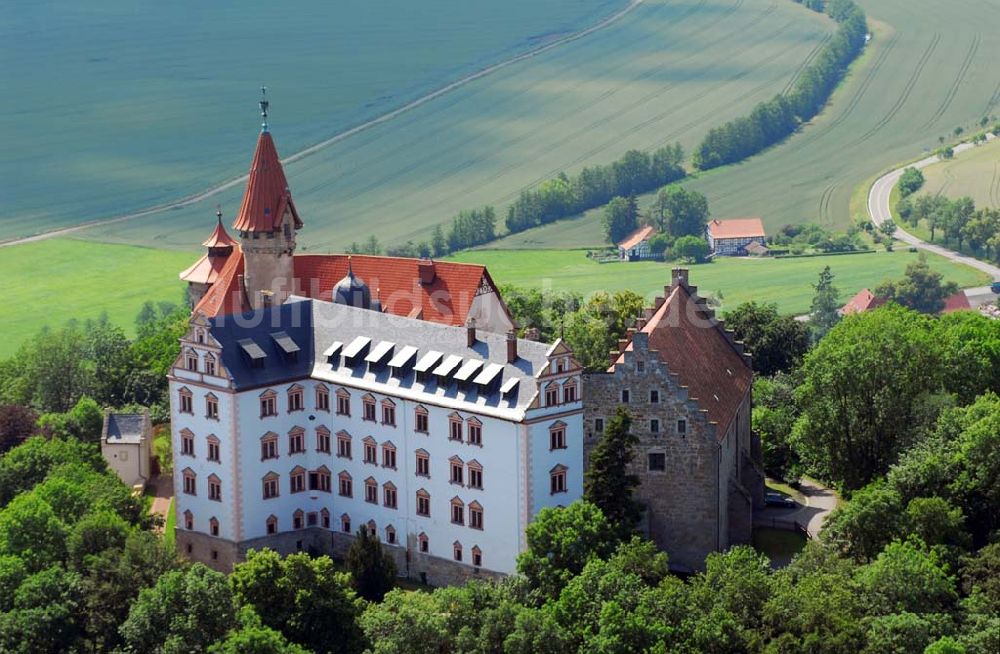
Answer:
868;134;1000;301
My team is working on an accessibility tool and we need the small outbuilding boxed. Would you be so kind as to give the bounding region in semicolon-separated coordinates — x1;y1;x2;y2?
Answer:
706;218;766;256
101;410;152;492
617;225;658;261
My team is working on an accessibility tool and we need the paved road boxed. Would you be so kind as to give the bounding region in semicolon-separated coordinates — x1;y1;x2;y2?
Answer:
148;474;173;531
868;135;1000;295
756;477;840;539
0;0;645;250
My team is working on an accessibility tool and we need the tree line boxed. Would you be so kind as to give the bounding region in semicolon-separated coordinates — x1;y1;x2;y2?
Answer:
348;206;498;260
898;193;1000;258
693;0;868;169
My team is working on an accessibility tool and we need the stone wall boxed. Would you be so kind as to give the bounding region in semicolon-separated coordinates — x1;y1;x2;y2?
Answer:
175;526;499;587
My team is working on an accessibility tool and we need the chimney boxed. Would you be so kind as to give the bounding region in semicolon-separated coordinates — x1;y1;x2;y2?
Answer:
506;330;518;363
466;318;477;347
671;268;689;288
418;259;436;285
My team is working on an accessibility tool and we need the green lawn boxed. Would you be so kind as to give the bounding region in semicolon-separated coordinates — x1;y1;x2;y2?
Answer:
164;497;176;552
0;239;194;357
917;137;1000;209
752;527;807;568
447;248;988;315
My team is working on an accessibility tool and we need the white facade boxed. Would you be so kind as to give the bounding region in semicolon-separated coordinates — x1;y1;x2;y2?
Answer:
169;304;584;579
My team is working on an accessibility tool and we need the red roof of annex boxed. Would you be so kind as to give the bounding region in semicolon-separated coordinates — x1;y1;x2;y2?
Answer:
707;218;766;240
618;224;657;250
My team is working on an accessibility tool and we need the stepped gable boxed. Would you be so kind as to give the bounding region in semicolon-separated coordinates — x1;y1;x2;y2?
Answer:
612;270;752;436
231;130;302;233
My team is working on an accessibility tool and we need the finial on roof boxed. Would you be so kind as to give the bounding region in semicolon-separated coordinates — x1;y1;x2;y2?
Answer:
259;86;269;132
215;205;223;224
347;255;353;276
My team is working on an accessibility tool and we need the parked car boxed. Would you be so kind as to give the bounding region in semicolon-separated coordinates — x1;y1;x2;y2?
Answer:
990;281;1000;295
764;492;797;509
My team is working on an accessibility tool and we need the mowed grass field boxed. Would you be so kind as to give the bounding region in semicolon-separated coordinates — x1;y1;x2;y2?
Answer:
0;239;193;357
496;0;1000;248
0;0;622;241
447;249;988;315
76;0;834;251
917;138;1000;209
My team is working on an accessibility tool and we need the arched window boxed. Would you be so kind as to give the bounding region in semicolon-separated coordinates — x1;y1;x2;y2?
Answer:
385;524;397;545
364;477;378;504
469;501;484;530
183;509;193;530
182;468;196;495
472;545;482;567
450;497;465;525
320;508;330;529
293;509;304;530
289;466;306;494
178;387;193;414
418;532;429;553
209;516;219;537
207;474;222;501
341;513;351;533
416;489;430;517
453;541;463;562
266;514;278;535
366;520;377;538
467;460;483;489
338;472;353;498
262;471;279;499
383;481;397;509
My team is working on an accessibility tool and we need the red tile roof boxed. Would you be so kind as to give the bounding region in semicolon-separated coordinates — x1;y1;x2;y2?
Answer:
192;251;504;328
232;131;302;233
707;218;766;240
613;275;752;437
179;252;233;286
618;224;657;250
841;288;886;315
202;217;238;248
943;291;971;313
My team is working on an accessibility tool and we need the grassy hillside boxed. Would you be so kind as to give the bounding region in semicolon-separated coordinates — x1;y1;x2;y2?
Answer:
0;0;623;241
76;0;833;251
446;249;988;315
917;137;1000;209
0;239;193;357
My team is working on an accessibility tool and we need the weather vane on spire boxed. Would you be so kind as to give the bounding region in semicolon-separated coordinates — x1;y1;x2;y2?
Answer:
259;86;269;132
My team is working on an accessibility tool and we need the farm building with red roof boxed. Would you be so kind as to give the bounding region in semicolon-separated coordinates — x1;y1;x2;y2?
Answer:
617;224;658;261
706;218;766;256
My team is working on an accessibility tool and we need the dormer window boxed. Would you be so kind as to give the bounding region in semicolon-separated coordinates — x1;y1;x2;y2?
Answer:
563;379;578;403
545;382;559;406
204;354;216;376
186;350;198;372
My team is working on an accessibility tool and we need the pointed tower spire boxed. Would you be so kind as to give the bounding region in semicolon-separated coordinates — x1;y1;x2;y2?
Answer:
259;86;269;133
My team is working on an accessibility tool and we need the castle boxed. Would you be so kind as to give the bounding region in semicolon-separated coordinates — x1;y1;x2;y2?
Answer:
169;100;762;582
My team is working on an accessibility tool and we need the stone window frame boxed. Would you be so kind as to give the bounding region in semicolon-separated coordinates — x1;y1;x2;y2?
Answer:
204;353;217;376
259;389;278;418
315;384;330;412
562;378;578;403
364;477;378;504
676;419;687;436
288;427;307;455
621;389;630;404
414;405;429;433
262;472;280;499
544;381;560;407
338;471;353;498
366;519;377;538
206;435;220;463
315;426;331;454
185;348;199;372
416;489;431;517
178;387;193;415
453;541;463;562
448;412;463;441
361;394;377;422
467;459;483;490
418;532;429;553
207;473;222;502
381;441;397;470
594;417;605;434
469;501;484;530
650;418;660;434
205;393;219;420
361;436;377;464
260;432;279;460
195;328;206;344
383;481;398;509
209;516;219;537
647;452;667;472
549;464;568;495
450;496;465;525
649;389;660;404
337;431;353;460
266;514;278;535
549;421;567;451
293;509;304;530
449;455;464;486
385;524;397;545
289;466;306;494
336;388;351;416
182;468;197;496
472;545;482;567
381;398;397;427
287;384;305;413
340;513;351;533
466;417;482;447
309;465;332;493
180;428;195;457
321;508;330;529
184;510;194;530
415;449;430;477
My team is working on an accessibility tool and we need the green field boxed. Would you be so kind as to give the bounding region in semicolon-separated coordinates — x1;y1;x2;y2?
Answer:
446;249;988;315
496;0;1000;248
0;239;193;357
0;0;622;241
918;138;1000;209
71;0;833;251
